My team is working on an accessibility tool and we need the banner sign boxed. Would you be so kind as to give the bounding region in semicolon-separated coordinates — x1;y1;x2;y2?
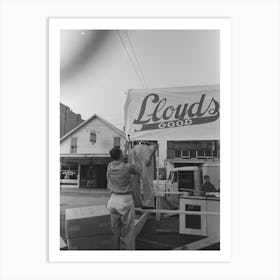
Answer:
124;85;220;141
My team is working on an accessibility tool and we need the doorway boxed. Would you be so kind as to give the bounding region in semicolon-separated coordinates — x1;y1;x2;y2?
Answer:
79;164;107;188
79;165;97;188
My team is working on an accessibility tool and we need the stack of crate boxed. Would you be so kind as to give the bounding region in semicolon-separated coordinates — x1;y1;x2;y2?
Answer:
65;205;113;250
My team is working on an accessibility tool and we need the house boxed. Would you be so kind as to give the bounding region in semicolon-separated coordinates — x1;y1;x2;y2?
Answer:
60;114;126;189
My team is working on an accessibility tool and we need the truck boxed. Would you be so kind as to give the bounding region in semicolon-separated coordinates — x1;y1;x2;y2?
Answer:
162;162;220;208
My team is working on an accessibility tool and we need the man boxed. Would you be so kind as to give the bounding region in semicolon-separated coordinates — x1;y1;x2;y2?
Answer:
201;175;216;194
129;141;158;209
106;146;141;250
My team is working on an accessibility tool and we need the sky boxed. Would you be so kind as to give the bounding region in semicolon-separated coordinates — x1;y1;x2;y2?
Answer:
60;30;219;129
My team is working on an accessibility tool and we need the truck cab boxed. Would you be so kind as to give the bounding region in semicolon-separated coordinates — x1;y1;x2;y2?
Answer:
165;166;202;208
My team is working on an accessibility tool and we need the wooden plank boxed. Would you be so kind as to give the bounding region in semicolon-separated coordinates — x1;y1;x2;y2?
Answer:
162;212;178;218
154;190;219;196
173;236;220;250
135;208;219;216
135;212;149;237
155;229;178;234
137;238;173;249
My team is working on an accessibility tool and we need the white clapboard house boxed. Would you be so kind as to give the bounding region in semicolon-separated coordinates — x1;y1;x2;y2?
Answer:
60;114;126;189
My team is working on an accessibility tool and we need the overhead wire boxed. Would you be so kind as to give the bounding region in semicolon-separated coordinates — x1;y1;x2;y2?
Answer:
123;30;149;89
116;30;148;89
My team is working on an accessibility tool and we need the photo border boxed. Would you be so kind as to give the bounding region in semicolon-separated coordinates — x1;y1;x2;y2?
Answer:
49;18;231;262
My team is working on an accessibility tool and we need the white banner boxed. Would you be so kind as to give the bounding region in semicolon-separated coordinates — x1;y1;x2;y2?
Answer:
124;85;220;141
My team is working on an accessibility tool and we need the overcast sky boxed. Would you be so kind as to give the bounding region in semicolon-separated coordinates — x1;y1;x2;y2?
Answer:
60;30;219;129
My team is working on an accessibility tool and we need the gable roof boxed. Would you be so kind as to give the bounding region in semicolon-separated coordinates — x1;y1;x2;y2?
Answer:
60;113;126;142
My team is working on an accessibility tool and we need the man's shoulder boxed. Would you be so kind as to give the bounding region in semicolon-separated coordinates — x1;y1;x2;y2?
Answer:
107;162;132;175
107;161;125;169
107;161;116;168
118;162;134;170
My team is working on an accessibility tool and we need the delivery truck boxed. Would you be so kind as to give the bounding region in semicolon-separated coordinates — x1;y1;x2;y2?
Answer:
164;162;220;208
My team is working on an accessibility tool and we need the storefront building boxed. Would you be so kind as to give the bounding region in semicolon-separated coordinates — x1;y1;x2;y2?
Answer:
165;140;220;172
60;114;126;189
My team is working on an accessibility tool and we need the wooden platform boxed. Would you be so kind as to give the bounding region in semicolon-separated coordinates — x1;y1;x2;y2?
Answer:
173;236;220;250
135;212;149;236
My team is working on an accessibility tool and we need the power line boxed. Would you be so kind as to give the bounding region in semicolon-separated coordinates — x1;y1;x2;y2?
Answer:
116;31;148;89
116;30;145;87
123;30;148;89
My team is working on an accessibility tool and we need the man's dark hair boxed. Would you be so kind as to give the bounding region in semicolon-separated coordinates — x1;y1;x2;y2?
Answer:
203;175;210;180
110;147;122;161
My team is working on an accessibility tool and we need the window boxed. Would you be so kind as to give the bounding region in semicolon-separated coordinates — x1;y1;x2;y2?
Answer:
113;137;120;147
60;163;78;180
175;149;191;159
197;148;213;158
181;150;190;158
179;171;195;190
190;150;196;158
197;149;205;158
174;149;181;158
171;141;215;159
205;148;213;157
90;132;96;144
70;137;77;153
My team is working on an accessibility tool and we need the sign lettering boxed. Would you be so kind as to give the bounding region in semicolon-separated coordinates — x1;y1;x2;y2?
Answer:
133;93;219;132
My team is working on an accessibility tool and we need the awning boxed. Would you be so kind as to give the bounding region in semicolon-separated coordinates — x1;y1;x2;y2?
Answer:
60;154;110;158
60;154;111;165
